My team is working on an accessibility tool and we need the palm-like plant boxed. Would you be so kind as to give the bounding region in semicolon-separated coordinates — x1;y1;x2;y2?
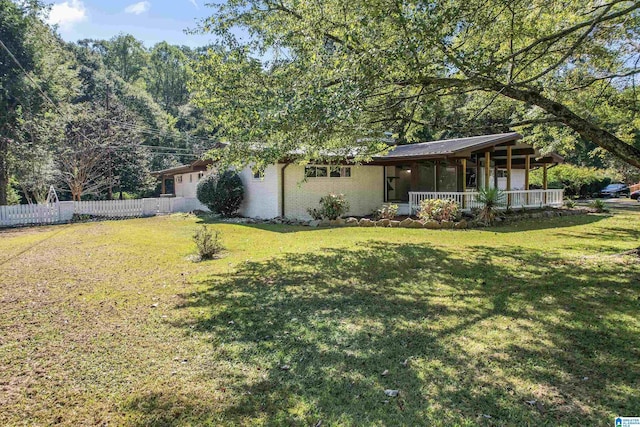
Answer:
475;188;506;225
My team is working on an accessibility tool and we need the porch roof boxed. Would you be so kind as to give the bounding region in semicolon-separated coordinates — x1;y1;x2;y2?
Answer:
151;159;213;177
374;132;522;160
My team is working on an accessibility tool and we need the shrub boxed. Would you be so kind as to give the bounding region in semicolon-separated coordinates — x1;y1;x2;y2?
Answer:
530;164;620;198
417;199;460;223
374;204;399;220
197;171;244;217
564;198;576;209
193;226;223;259
589;199;608;213
475;188;506;225
307;193;350;220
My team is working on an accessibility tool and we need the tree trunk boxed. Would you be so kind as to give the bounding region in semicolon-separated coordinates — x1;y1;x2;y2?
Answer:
417;76;640;169
0;137;8;205
483;80;640;169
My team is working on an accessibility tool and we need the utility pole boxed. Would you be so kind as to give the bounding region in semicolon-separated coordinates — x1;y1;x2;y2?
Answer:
105;84;113;200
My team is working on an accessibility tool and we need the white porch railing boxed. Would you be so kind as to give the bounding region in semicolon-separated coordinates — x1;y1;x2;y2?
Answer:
408;189;564;214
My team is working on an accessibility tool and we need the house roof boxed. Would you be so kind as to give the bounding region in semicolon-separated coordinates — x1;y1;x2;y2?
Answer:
375;132;522;160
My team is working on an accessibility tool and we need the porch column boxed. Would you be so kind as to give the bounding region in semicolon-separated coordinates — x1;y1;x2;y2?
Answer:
475;154;480;189
525;154;530;205
484;151;491;189
506;145;512;206
543;163;548;205
435;161;440;192
461;158;467;209
161;175;166;195
410;161;419;191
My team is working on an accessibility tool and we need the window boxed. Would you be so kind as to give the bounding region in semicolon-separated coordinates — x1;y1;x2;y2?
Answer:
253;170;265;180
305;166;327;178
198;172;204;179
306;165;351;178
176;176;182;183
496;169;508;178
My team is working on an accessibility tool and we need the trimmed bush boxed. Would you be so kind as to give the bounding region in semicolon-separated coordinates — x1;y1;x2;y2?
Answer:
307;193;350;220
197;171;244;216
417;199;460;223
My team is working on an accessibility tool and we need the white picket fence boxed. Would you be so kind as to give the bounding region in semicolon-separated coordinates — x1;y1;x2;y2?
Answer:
0;197;209;228
408;189;564;214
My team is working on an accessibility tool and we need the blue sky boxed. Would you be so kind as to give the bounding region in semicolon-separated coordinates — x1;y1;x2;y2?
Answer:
46;0;220;47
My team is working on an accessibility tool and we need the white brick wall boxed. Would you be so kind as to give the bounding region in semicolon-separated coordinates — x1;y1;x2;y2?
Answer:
282;164;384;220
238;165;281;219
173;163;385;220
174;172;206;198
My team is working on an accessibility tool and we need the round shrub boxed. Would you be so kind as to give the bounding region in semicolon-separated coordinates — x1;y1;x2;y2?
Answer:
197;171;244;216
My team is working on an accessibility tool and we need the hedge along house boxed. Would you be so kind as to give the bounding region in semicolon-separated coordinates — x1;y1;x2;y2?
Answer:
153;132;564;220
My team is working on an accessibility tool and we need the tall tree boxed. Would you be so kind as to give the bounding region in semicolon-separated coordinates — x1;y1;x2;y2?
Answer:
102;34;148;85
146;42;191;114
0;0;37;205
193;0;640;168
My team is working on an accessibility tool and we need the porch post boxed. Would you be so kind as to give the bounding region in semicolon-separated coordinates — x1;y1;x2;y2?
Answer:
161;175;166;195
410;161;419;191
475;154;480;189
506;145;512;206
525;154;530;205
484;151;491;189
543;163;548;205
461;158;467;209
435;161;440;192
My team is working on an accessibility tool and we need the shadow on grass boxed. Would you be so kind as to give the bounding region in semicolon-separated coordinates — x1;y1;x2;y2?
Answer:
125;241;640;426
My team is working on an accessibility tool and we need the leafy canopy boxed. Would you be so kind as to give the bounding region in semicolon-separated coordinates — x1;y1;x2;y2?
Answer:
192;0;640;168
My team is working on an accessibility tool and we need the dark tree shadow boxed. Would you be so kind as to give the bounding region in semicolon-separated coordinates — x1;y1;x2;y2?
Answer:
124;241;640;426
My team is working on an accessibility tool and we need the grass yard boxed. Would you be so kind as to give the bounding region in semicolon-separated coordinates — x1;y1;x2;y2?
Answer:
1;208;639;426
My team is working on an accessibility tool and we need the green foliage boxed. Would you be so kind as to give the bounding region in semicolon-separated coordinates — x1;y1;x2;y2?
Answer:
530;164;620;198
307;194;350;220
589;199;608;213
193;0;640;169
374;204;398;220
196;171;244;217
192;225;223;260
6;178;21;205
564;199;577;209
417;199;460;223
475;188;506;225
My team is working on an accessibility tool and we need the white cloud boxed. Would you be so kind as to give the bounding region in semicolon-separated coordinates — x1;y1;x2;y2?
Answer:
124;1;151;15
46;0;87;30
188;0;198;8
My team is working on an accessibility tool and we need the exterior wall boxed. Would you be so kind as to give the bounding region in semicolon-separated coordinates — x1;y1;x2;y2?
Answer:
238;164;281;219
479;167;526;190
174;171;205;198
283;164;384;220
497;169;526;190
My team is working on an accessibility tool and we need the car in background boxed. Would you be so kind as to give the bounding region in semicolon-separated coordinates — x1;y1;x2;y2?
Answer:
600;183;630;198
631;189;640;201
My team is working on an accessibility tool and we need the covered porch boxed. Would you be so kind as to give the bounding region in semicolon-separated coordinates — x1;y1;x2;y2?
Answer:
371;132;564;214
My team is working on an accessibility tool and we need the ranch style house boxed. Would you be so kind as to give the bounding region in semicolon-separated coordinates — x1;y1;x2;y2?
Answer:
153;132;564;220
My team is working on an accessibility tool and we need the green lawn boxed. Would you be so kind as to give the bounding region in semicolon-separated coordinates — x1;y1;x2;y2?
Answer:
0;208;639;426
